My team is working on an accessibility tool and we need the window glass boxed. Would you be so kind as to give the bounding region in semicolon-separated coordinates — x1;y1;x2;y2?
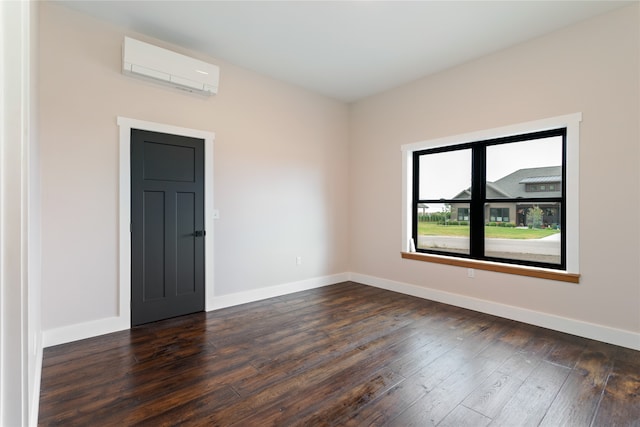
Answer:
485;202;562;265
415;204;469;255
418;149;471;200
457;207;469;221
489;207;509;222
486;136;562;200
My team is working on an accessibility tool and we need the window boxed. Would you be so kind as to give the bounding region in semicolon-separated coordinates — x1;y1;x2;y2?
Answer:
489;208;509;222
402;113;581;277
413;128;565;269
526;183;559;192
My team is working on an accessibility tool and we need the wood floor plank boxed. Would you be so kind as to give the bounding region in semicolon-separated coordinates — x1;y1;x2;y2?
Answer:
461;370;524;419
126;385;240;427
387;351;501;426
590;346;640;427
341;377;433;427
437;405;491;427
233;309;419;396
491;360;571;426
240;367;405;426
338;317;498;427
38;281;640;426
539;340;617;426
497;351;542;382
544;332;589;368
40;344;258;425
516;325;560;359
205;322;429;425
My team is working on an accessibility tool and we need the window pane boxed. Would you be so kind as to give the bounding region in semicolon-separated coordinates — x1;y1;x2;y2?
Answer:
489;207;510;223
486;137;562;200
416;204;469;255
485;202;562;265
419;149;471;200
456;207;470;221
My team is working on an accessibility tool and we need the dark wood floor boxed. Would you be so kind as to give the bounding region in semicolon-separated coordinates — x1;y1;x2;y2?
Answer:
39;282;639;426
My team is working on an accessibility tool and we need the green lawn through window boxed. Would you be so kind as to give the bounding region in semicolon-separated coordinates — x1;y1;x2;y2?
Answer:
418;222;560;239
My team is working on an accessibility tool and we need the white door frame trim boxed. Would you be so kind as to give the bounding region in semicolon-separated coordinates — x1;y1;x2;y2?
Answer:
117;117;215;328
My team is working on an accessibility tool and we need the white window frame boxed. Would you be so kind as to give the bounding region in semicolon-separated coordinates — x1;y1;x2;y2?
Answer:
401;113;581;274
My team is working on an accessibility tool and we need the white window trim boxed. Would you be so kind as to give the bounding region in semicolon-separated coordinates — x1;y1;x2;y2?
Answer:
401;113;581;274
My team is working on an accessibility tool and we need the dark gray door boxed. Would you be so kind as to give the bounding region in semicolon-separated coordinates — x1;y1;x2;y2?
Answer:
131;129;205;326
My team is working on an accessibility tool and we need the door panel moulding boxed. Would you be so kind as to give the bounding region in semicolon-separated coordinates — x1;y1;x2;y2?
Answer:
130;130;206;325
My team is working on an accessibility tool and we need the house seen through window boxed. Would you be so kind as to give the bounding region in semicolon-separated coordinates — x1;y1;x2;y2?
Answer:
412;128;566;270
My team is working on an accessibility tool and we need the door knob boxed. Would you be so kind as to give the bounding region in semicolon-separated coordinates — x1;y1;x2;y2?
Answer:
193;230;206;237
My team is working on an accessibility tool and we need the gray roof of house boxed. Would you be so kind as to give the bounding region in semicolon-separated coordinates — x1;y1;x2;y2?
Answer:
519;175;562;184
452;166;562;199
494;166;561;198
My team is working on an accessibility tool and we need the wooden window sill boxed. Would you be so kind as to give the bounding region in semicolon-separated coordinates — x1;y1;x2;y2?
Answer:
401;252;580;283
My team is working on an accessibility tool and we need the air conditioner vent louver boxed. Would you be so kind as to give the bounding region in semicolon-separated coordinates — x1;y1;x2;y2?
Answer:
122;37;219;95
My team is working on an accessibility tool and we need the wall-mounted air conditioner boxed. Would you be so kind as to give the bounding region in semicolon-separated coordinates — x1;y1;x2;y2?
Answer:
122;37;219;95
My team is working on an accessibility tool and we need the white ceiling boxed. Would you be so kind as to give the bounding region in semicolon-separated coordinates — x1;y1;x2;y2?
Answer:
57;1;632;102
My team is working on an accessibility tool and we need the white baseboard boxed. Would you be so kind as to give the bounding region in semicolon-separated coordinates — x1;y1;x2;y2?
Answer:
43;316;130;348
42;272;639;351
29;341;43;427
349;272;640;351
42;273;350;348
206;273;350;310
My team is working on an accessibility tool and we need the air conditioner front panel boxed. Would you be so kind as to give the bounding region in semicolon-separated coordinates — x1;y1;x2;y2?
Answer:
123;37;219;95
128;63;171;82
169;74;205;91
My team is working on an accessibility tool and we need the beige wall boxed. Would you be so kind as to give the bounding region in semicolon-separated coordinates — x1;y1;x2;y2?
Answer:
39;2;639;343
349;5;639;333
39;3;349;331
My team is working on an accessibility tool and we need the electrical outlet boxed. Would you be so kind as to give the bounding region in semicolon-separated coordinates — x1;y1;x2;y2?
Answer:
467;268;475;278
296;256;302;265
